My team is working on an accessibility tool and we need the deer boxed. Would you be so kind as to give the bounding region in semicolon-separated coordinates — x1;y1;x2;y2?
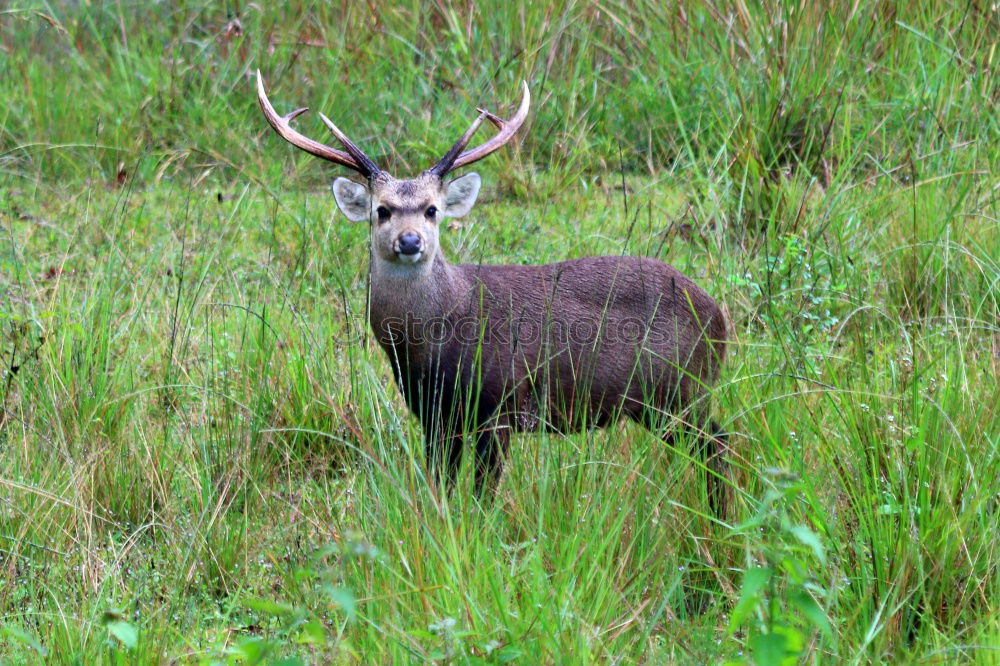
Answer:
256;71;732;515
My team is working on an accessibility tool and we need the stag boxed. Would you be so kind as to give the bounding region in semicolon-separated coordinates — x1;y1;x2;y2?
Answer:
256;71;731;514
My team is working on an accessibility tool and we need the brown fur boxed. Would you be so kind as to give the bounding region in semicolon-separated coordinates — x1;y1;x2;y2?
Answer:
256;81;730;511
368;231;730;512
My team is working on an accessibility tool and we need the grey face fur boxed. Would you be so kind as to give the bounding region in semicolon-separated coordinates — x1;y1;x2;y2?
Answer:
332;171;481;272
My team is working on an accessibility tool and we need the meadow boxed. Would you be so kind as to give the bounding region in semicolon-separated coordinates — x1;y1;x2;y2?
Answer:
0;1;997;663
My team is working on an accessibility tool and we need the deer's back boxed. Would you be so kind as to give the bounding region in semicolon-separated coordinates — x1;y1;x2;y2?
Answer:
453;255;727;429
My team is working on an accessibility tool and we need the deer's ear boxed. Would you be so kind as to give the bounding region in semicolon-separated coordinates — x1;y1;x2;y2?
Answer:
331;177;370;222
442;173;481;218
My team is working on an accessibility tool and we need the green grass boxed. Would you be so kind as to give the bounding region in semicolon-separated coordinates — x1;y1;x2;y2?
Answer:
1;0;997;663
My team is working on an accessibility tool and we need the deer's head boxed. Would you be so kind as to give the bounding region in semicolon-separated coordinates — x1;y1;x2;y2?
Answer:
256;72;529;274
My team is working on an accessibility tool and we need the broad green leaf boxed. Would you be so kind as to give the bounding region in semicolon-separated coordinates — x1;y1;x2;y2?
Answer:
790;590;834;640
775;625;804;655
407;630;437;641
788;524;825;564
728;566;772;634
750;632;788;666
2;624;47;656
499;647;525;662
242;597;295;616
106;620;138;650
325;584;356;621
298;619;326;644
235;636;268;660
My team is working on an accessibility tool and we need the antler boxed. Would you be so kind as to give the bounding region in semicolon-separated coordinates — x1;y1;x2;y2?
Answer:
427;81;530;178
256;70;381;179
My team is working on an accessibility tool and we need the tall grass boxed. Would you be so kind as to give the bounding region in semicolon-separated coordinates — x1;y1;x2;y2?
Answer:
1;0;997;663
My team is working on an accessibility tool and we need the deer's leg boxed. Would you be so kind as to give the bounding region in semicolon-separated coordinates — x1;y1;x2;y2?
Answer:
670;418;730;519
425;427;464;491
634;408;731;519
697;420;730;519
473;425;511;498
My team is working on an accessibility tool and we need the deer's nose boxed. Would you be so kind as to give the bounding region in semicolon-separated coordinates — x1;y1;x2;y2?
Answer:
397;232;422;256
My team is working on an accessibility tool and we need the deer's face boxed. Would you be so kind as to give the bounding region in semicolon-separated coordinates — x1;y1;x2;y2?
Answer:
256;72;526;273
332;172;481;270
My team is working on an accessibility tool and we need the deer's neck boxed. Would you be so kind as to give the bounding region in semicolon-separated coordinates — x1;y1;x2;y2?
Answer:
367;250;470;355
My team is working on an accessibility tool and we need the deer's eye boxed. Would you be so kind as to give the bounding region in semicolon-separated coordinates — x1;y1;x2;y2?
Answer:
425;206;438;219
376;206;391;222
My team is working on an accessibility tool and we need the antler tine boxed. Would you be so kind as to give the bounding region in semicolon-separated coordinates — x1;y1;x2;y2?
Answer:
256;70;379;179
426;111;487;177
318;113;381;178
442;81;530;175
477;108;505;130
